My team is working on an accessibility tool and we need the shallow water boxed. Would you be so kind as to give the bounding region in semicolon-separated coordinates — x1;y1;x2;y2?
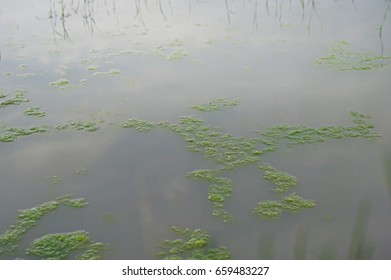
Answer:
1;0;391;259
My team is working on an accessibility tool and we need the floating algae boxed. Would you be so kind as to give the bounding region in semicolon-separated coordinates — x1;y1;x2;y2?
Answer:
122;118;156;131
253;194;316;219
55;121;99;132
256;111;381;152
0;126;48;143
191;97;241;112
259;163;297;194
0;195;106;259
0;91;30;109
316;40;391;71
26;231;106;260
156;226;231;260
49;78;70;87
23;106;46;117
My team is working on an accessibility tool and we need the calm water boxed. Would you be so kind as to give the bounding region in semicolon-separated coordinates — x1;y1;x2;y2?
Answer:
1;0;391;259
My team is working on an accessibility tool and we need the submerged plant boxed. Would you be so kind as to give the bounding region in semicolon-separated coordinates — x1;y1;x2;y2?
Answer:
157;226;231;260
316;40;391;71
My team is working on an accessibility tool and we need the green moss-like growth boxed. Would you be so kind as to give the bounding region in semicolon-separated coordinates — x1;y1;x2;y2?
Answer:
55;121;99;132
122;118;156;131
157;226;231;260
0;91;30;109
0;126;48;143
316;40;391;71
49;78;70;86
187;170;234;222
26;231;106;260
256;111;381;151
0;195;89;256
191;98;241;112
259;164;297;194
24;106;46;117
253;194;316;219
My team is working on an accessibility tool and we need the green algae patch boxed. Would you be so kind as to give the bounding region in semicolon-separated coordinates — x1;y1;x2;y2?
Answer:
0;195;105;258
24;106;46;117
253;194;316;219
187;169;234;223
56;121;99;132
0;126;48;143
157;226;231;260
0;91;30;109
26;231;106;260
191;98;241;112
122;118;156;131
256;111;381;152
49;78;70;87
259;164;297;194
316;40;391;71
92;68;121;77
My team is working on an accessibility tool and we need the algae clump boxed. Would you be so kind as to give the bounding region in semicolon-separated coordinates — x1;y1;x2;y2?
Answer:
259;163;297;194
316;40;391;71
26;231;106;260
24;106;46;117
191;98;241;112
157;226;231;260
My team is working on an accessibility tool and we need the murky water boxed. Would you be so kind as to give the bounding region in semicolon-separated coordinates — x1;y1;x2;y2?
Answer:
1;0;391;259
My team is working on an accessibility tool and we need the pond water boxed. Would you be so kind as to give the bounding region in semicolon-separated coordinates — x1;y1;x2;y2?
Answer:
1;0;391;259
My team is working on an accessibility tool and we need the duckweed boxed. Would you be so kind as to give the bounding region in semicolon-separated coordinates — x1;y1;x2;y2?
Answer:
191;98;241;112
157;226;231;260
259;164;297;194
122;118;156;131
316;40;391;71
26;231;106;260
253;194;316;219
23;106;46;117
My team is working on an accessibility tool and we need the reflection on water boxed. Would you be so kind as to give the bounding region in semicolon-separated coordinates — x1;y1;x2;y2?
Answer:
0;0;391;259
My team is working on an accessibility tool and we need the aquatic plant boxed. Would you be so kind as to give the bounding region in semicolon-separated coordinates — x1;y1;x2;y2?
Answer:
23;106;46;117
0;126;48;142
26;231;106;260
259;163;297;194
316;40;391;71
55;121;99;132
0;91;29;109
122;118;156;131
253;194;316;219
0;195;106;259
49;78;70;87
157;226;231;260
191;97;241;112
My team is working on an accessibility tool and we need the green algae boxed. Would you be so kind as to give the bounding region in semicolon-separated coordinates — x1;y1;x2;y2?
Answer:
0;195;88;256
191;98;241;112
0;126;48;143
316;40;391;71
49;78;70;87
259;163;297;194
157;226;231;260
23;106;46;117
55;121;99;132
92;68;121;77
26;231;106;260
47;175;63;185
122;118;156;131
256;111;381;152
0;91;30;109
0;195;107;259
253;194;316;219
